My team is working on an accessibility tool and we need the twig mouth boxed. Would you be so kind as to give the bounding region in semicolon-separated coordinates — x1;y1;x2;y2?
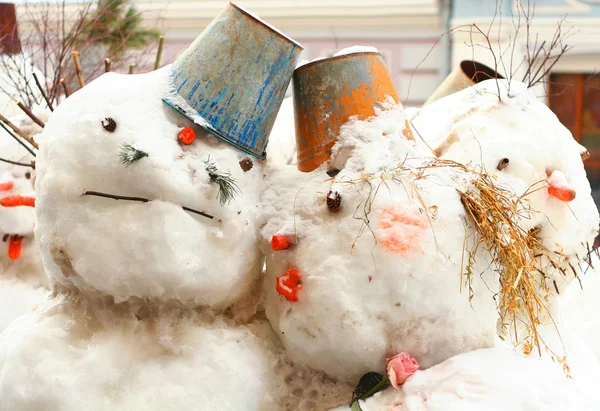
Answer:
82;190;214;220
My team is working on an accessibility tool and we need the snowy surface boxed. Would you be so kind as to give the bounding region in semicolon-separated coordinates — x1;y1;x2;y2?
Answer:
35;67;263;307
260;102;499;381
333;46;379;57
0;278;47;332
331;339;600;411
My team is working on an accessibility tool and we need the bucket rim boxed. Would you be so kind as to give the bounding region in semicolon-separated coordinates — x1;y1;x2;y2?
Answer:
163;98;266;160
294;52;384;73
229;2;304;49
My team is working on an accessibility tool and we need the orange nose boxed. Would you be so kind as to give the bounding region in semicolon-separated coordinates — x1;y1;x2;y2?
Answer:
548;185;576;202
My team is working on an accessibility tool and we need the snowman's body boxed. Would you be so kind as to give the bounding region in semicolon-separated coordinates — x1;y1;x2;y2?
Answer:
260;104;501;382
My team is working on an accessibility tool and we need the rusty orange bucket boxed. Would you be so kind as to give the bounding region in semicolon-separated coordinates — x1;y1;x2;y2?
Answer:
293;52;399;172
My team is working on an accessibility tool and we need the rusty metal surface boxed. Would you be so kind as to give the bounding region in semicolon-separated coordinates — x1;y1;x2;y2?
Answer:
0;3;21;55
293;52;399;172
164;2;303;159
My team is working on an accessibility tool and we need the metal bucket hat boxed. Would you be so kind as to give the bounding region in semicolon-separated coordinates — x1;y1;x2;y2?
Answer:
163;2;303;159
293;52;399;172
425;60;504;105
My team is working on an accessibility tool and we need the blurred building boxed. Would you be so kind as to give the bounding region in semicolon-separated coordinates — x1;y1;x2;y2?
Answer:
146;0;448;107
451;0;600;205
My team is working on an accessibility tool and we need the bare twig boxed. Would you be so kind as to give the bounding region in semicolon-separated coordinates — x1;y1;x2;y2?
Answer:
128;63;136;74
0;113;39;149
33;73;54;111
60;78;70;97
17;102;45;129
0;122;36;157
82;190;215;220
154;35;165;70
104;58;111;73
72;51;85;88
0;157;34;168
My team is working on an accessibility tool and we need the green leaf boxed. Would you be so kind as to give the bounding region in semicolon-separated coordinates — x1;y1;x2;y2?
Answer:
350;400;363;411
351;372;390;405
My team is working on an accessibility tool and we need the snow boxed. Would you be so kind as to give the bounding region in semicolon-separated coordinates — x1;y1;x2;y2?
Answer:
331;339;600;411
259;102;500;381
333;46;379;57
0;278;47;332
35;67;264;307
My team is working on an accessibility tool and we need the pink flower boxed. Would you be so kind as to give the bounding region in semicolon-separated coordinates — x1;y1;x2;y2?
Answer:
386;352;419;389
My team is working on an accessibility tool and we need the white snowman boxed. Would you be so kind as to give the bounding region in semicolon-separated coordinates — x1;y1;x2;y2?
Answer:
0;134;47;332
260;97;503;384
322;78;600;411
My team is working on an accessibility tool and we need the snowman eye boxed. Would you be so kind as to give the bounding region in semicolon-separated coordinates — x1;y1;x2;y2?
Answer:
101;117;117;133
497;158;509;171
25;172;31;179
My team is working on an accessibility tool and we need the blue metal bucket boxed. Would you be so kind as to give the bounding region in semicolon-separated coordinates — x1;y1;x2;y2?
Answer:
163;2;303;159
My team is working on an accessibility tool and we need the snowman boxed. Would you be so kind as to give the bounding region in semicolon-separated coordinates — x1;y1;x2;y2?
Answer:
327;78;598;411
0;5;358;411
412;78;599;338
259;51;507;384
0;131;47;332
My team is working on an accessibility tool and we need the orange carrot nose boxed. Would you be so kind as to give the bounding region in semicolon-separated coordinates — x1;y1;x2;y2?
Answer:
8;235;22;260
548;185;576;202
547;170;576;202
0;194;35;208
0;181;14;191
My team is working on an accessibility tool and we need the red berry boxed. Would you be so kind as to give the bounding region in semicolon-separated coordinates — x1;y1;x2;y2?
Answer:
178;127;196;145
271;234;290;251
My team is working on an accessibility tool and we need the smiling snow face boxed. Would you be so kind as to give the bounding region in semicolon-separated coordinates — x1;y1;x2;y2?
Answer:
413;79;599;295
35;67;263;307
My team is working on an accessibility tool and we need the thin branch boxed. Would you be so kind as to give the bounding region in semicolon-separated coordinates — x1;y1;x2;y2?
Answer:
0;113;39;149
72;51;85;88
17;102;45;129
0;122;37;157
60;78;70;97
33;73;54;111
82;190;215;220
0;157;34;168
154;35;164;70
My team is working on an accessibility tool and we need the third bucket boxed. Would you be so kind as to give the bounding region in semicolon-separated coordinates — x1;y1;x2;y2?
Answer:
293;52;399;172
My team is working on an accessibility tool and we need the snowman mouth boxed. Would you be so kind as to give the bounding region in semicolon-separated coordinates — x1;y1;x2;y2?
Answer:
81;190;216;220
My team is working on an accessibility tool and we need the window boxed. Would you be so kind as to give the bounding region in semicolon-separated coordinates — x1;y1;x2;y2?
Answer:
548;73;600;207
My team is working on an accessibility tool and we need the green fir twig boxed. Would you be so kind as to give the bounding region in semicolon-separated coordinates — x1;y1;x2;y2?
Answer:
119;143;148;166
205;157;239;206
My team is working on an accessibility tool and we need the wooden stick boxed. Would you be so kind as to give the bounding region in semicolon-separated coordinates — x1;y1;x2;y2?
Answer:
72;51;85;88
128;64;136;74
0;122;36;157
17;102;45;128
104;58;111;73
60;78;70;98
0;157;34;168
82;190;214;220
154;35;165;70
0;113;38;149
32;73;54;112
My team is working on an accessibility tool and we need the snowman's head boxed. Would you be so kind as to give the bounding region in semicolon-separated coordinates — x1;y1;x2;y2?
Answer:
413;79;599;292
35;67;264;308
